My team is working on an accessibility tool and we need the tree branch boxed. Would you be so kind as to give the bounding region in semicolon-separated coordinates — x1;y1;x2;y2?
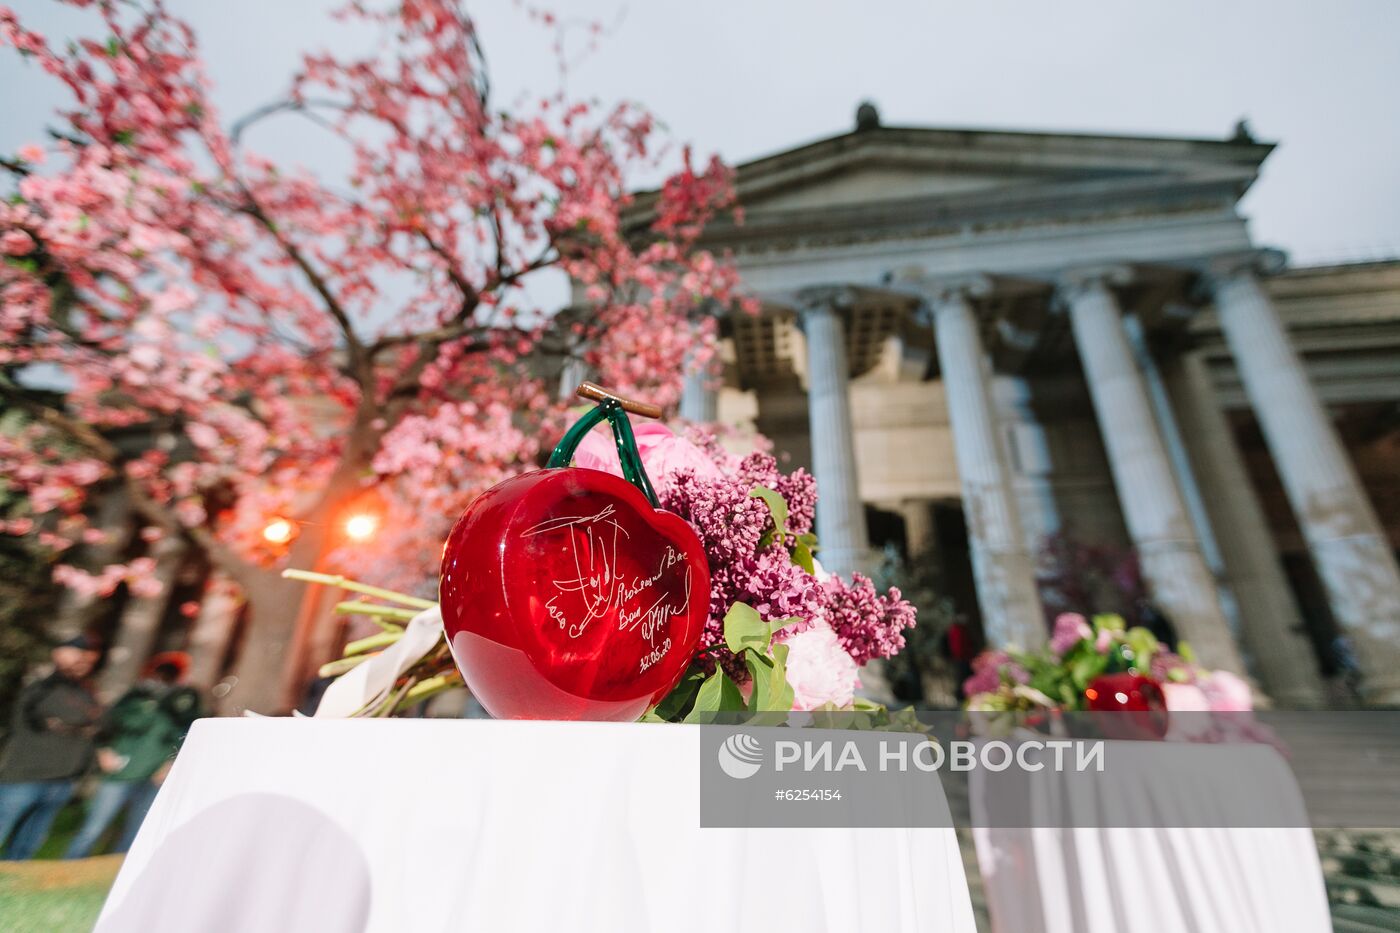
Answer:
2;390;260;588
235;191;370;386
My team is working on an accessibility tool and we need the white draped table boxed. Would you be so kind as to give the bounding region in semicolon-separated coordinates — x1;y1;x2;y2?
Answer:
969;738;1333;933
96;719;976;933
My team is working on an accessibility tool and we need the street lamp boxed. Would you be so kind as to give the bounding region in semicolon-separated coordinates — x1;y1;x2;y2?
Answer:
262;517;296;545
344;513;378;542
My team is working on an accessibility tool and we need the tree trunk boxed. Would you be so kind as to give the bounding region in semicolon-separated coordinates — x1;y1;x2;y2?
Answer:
187;571;243;693
216;459;367;715
218;569;305;714
51;486;136;642
97;536;190;702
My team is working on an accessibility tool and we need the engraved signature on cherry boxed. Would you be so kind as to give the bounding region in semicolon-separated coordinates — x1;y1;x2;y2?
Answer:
522;505;692;663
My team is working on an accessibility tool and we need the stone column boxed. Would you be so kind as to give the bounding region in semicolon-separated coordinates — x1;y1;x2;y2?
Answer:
98;536;189;701
797;289;870;577
1060;267;1245;674
1209;255;1400;703
1165;350;1323;705
922;277;1045;650
679;354;719;423
900;499;936;559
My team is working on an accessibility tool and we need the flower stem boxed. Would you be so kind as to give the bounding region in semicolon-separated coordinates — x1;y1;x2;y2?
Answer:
318;653;377;678
281;569;437;609
345;631;402;655
392;673;463;713
335;600;415;623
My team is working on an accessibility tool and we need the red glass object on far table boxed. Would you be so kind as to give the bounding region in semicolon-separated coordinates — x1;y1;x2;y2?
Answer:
1084;672;1170;741
439;386;710;721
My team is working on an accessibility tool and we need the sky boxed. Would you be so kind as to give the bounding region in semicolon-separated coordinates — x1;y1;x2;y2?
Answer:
4;0;1399;293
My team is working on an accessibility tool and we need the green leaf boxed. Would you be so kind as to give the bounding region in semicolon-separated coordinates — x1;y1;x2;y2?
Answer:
684;671;744;723
1177;640;1196;663
768;642;795;712
652;667;704;722
723;602;770;655
748;486;788;540
1093;613;1126;633
792;537;815;574
1069;652;1108;691
745;654;773;712
1124;627;1159;673
744;646;794;716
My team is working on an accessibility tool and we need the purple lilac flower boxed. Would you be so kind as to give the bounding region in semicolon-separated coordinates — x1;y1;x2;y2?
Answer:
774;468;816;537
658;431;918;685
823;573;917;665
1049;613;1092;656
962;649;1030;696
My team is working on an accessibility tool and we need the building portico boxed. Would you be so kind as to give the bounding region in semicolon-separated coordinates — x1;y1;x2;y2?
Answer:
662;106;1400;705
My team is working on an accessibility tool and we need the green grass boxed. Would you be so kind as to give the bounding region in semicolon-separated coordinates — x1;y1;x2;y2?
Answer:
0;855;121;933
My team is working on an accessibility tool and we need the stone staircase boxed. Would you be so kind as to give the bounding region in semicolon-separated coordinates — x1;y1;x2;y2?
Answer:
953;824;1400;931
954;826;991;932
1316;830;1400;932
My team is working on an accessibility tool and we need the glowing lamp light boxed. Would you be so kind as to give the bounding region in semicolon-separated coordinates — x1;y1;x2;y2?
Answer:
344;513;379;542
262;517;295;545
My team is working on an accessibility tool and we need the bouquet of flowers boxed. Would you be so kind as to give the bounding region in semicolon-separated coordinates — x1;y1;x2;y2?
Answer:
301;420;916;719
963;612;1252;714
963;612;1275;745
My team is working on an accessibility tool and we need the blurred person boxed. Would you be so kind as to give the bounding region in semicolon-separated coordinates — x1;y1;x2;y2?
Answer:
0;635;103;860
64;652;204;858
1135;597;1179;650
942;615;980;701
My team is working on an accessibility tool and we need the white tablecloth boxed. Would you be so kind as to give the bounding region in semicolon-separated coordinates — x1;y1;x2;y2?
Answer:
96;719;976;932
969;739;1332;933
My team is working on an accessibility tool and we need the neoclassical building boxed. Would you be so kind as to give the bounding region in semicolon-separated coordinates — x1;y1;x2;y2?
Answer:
658;105;1400;706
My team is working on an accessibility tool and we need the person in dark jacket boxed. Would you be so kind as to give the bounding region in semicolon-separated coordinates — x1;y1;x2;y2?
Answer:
0;635;103;860
64;653;204;858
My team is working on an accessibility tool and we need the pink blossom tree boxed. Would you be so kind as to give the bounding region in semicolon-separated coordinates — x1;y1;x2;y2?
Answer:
0;0;746;712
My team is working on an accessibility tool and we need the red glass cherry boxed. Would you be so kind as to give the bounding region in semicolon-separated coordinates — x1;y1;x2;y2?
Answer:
439;466;709;721
1085;672;1169;740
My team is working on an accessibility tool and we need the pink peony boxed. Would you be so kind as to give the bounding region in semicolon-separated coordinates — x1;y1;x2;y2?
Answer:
1198;670;1253;713
1161;682;1215;741
783;621;860;711
572;421;723;495
1049;613;1092;656
1162;683;1210;712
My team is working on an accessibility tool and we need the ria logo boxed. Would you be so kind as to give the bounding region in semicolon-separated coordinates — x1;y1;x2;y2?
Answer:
717;733;764;779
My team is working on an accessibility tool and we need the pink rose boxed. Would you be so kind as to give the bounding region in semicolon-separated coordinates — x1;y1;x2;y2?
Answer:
1198;670;1253;713
783;621;860;711
572;421;723;495
1049;613;1092;656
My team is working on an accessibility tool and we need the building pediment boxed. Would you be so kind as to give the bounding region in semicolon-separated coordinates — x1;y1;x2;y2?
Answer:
734;121;1271;212
627;111;1275;251
739;159;1079;213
